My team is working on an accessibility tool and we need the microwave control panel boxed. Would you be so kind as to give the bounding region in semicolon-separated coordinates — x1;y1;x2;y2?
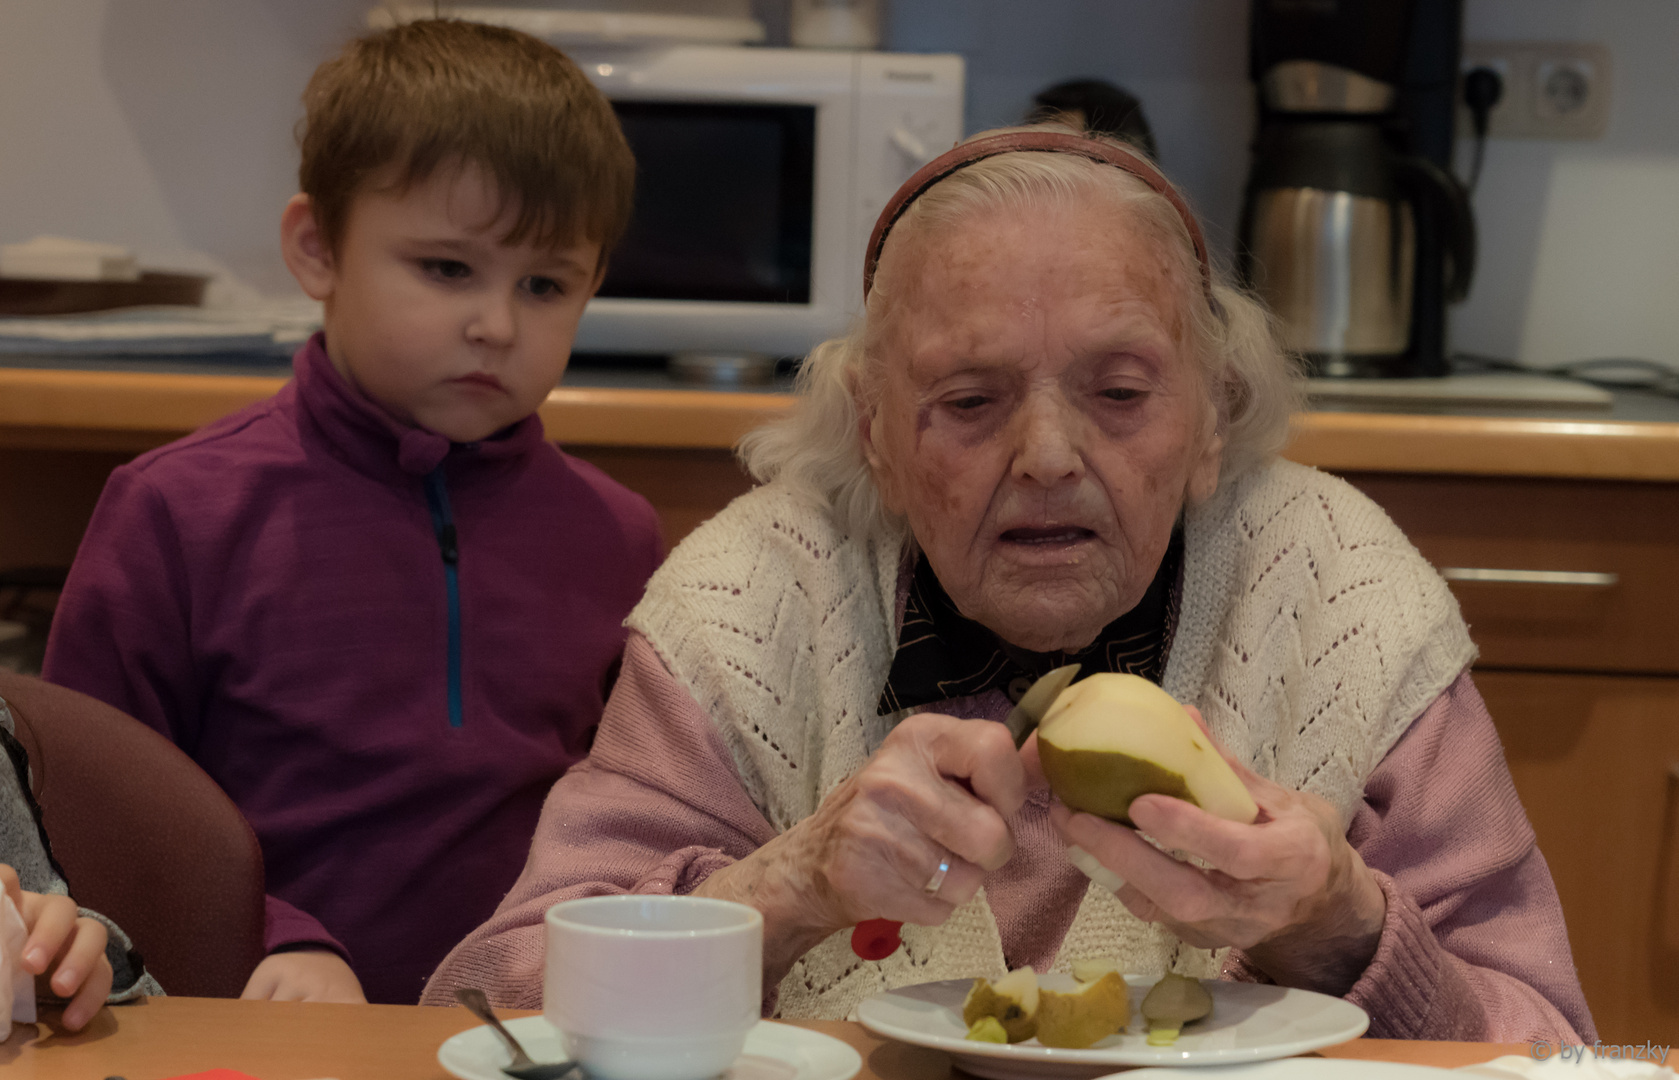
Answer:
853;53;967;258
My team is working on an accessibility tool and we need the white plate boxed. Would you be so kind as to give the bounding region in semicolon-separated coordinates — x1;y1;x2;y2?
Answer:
855;974;1370;1078
438;1016;863;1080
1121;1061;1458;1078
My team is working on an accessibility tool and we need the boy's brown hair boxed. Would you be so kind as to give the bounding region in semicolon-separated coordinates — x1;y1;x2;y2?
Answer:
298;19;634;258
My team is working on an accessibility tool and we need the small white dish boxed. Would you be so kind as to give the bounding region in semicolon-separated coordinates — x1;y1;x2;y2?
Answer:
855;974;1370;1078
438;1016;863;1080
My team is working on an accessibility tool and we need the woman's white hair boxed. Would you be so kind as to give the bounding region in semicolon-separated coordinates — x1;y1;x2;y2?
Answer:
738;123;1303;543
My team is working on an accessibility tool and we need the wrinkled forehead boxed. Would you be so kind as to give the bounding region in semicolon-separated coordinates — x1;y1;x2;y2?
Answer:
866;192;1195;370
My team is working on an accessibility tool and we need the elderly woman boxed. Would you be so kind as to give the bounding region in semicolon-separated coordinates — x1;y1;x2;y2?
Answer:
425;127;1593;1041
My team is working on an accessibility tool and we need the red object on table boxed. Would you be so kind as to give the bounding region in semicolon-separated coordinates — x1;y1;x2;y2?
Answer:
851;918;903;960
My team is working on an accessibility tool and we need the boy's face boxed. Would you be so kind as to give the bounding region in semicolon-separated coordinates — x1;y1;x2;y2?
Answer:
284;163;603;444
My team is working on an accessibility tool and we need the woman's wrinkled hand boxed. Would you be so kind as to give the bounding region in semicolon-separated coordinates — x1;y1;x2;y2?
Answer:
1025;708;1388;996
1;862;115;1031
696;713;1025;981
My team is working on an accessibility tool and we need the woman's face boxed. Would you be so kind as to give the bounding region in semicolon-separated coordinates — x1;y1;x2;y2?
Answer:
862;196;1223;653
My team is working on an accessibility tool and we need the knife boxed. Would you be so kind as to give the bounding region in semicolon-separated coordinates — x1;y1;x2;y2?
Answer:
1004;663;1081;748
850;664;1083;960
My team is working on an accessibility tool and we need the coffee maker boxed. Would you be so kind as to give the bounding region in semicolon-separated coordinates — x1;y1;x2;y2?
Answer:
1239;0;1475;378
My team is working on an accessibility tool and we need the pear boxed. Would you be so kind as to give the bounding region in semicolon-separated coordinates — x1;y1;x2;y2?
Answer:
1140;973;1214;1046
1069;956;1120;984
1037;674;1258;826
965;1016;1009;1043
1035;971;1131;1049
962;967;1040;1043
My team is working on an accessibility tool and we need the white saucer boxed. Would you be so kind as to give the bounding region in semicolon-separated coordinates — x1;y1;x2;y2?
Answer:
438;1017;863;1080
856;974;1370;1078
1120;1061;1459;1078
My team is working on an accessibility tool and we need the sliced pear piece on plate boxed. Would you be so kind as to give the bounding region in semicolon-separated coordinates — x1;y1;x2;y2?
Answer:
1037;673;1258;826
1035;970;1131;1049
1141;972;1214;1046
961;967;1040;1043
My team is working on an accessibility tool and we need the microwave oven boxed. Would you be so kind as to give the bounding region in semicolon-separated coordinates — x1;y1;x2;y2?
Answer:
569;45;965;360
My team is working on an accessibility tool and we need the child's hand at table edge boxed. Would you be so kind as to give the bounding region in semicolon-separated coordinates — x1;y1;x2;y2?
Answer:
240;947;366;1003
1;862;115;1031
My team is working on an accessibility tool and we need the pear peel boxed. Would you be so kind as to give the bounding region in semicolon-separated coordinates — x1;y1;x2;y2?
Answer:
961;966;1216;1051
962;964;1136;1050
1067;844;1127;893
1038;674;1258;826
1069;956;1120;983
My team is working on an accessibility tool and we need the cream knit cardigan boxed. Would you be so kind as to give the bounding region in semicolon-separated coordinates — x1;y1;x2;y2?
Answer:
628;458;1476;1020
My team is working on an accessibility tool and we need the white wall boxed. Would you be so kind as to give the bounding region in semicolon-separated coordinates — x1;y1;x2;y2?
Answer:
0;0;364;296
2;0;1675;367
1454;2;1679;368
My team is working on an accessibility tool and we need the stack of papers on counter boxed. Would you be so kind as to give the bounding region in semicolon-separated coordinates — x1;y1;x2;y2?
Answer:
0;301;321;357
0;235;139;281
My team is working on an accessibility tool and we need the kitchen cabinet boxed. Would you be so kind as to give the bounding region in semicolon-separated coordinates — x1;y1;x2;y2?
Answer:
1476;671;1679;1046
1341;473;1679;1044
567;446;754;547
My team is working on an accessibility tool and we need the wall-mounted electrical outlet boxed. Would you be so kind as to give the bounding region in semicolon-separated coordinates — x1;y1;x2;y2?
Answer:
1461;41;1611;139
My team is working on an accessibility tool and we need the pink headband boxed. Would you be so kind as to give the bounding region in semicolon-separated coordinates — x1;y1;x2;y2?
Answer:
861;130;1214;303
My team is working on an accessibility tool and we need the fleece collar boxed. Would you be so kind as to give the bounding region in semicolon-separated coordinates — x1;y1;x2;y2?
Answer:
290;331;547;481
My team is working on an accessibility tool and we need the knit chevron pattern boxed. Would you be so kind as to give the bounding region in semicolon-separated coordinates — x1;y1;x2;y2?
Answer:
627;458;1475;1020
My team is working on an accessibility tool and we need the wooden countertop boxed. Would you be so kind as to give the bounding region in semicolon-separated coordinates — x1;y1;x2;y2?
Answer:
4;365;1679;481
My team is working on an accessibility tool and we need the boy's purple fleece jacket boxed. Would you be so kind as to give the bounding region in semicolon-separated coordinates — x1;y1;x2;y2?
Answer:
44;333;663;1004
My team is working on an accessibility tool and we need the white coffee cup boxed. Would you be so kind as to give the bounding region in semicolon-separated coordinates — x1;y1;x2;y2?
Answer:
544;895;763;1080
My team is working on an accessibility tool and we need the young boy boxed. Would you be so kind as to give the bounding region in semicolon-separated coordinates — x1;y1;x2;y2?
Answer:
42;20;662;1005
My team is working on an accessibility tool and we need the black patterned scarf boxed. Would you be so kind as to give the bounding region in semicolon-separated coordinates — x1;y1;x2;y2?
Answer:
876;531;1183;715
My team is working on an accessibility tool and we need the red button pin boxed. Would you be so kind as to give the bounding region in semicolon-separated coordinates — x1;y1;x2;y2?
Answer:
851;918;902;960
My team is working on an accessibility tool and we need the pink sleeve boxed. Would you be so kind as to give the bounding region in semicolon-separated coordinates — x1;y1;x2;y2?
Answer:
1229;672;1596;1043
421;632;778;1008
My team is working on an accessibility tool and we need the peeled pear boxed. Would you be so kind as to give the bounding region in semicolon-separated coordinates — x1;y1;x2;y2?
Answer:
1037;674;1257;827
1035;971;1131;1049
962;967;1040;1043
1140;973;1214;1046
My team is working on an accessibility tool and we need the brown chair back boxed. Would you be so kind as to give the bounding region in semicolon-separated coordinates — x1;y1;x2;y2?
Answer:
0;671;265;998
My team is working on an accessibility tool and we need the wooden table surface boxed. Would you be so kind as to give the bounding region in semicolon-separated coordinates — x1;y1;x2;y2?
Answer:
0;997;1530;1080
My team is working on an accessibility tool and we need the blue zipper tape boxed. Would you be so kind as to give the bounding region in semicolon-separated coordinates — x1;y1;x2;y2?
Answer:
424;468;464;729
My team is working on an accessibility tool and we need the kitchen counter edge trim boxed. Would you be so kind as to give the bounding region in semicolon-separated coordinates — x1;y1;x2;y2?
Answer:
2;367;1677;481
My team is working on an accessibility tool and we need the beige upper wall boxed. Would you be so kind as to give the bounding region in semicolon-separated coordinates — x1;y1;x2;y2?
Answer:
1;0;1675;369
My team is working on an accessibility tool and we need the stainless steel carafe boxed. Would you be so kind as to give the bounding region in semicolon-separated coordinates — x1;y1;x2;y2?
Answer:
1239;60;1474;377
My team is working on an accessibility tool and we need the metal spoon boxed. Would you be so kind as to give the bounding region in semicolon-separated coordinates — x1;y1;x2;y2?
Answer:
455;987;584;1080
